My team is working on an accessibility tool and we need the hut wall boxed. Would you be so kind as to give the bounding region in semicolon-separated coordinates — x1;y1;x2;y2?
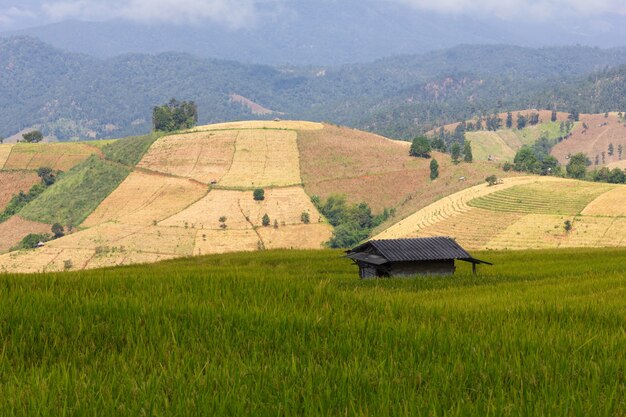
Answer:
390;260;455;277
358;263;379;279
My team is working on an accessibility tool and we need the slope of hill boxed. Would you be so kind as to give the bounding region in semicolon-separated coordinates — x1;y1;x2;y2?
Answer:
0;121;508;272
376;178;626;250
1;121;623;273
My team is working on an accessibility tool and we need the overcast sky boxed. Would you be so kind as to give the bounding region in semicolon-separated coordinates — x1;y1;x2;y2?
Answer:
1;0;625;31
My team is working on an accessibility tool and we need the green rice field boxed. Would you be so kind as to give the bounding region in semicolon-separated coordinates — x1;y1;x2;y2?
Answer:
0;248;624;416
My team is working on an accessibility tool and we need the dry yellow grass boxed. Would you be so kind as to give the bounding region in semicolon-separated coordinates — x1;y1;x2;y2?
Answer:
193;229;261;255
137;131;237;183
581;185;626;216
606;160;626;170
0;248;94;273
465;131;516;162
258;224;332;250
2;143;99;171
160;187;324;230
219;130;301;187
193;120;324;131
375;176;558;239
0;171;40;211
82;171;207;227
0;144;14;169
86;251;178;270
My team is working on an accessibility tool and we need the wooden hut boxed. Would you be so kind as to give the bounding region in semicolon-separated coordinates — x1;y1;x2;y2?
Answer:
345;237;492;278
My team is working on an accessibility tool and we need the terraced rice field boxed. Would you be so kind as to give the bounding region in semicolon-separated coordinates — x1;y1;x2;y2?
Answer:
219;130;301;187
468;181;613;215
82;171;207;227
2;142;100;171
193;120;323;131
0;216;51;254
137;131;238;184
0;171;40;211
376;177;625;250
0;144;14;168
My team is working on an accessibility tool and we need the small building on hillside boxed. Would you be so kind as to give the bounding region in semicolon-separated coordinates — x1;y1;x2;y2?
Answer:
345;237;492;278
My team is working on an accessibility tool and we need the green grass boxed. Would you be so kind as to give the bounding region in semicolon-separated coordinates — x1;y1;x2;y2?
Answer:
102;133;161;167
18;156;130;227
0;248;623;416
469;182;613;215
15;134;160;227
514;121;573;147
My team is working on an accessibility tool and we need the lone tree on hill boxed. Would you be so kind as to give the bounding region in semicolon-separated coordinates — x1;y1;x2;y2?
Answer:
253;188;265;201
37;167;56;186
566;153;591;179
409;136;431;158
608;143;614;156
564;220;572;233
551;110;557;122
506;112;513;129
22;130;43;143
516;114;527;130
262;213;271;227
463;141;473;163
450;143;461;164
429;158;439;180
152;99;198;132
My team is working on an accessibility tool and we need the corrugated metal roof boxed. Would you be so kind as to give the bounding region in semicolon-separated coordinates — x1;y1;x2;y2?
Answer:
345;252;389;265
348;237;491;264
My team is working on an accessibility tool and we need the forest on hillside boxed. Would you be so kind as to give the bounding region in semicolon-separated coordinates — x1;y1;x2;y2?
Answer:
2;37;626;140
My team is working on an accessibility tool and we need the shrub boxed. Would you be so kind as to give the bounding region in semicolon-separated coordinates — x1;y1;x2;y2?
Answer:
253;189;265;201
51;223;65;239
486;175;498;186
409;136;431;158
429;159;439;180
262;214;270;227
300;211;310;224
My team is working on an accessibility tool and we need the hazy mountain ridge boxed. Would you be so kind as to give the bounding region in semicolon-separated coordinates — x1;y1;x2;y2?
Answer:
2;37;626;140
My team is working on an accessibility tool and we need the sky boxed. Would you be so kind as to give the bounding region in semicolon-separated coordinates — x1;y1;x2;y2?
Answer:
1;0;625;31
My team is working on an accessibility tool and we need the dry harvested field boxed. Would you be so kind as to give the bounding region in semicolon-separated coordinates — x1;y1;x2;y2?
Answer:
161;187;324;230
377;177;625;250
299;124;511;218
0;216;52;254
606;159;626;170
0;171;40;211
0;144;14;168
551;113;626;165
2;142;100;171
219;130;301;187
82;171;207;227
194;120;323;131
137;131;238;184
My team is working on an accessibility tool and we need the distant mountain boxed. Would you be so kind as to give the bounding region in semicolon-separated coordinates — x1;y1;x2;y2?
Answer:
2;37;626;140
3;1;626;65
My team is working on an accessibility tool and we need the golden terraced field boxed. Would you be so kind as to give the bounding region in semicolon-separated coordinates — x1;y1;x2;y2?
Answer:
377;177;626;250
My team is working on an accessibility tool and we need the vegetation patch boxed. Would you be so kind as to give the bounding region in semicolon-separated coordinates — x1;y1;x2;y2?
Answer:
19;156;131;227
101;133;160;167
0;248;623;415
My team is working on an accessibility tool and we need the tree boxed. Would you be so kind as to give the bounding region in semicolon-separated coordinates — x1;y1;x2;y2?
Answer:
506;112;513;129
566;153;590;179
22;131;43;143
429;158;439;180
516;114;527;130
513;146;540;173
409;136;431;158
551;110;557;122
262;213;270;227
608;168;626;184
568;110;580;122
463;141;473;163
608;143;614;156
253;188;265;201
486;175;498;186
528;113;540;126
37;167;56;186
51;223;65;239
450;143;461;164
564;220;572;233
300;211;310;224
618;144;623;160
152;99;198;132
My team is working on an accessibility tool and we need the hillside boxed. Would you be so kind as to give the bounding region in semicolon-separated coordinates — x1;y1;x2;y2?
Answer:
434;110;626;166
376;177;626;250
3;37;626;141
0;121;508;273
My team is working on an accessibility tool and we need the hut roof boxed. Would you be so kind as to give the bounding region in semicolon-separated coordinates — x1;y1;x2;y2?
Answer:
346;237;492;265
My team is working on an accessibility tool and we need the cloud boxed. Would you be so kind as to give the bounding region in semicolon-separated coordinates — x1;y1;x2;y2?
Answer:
0;6;36;26
391;0;626;19
41;0;265;27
